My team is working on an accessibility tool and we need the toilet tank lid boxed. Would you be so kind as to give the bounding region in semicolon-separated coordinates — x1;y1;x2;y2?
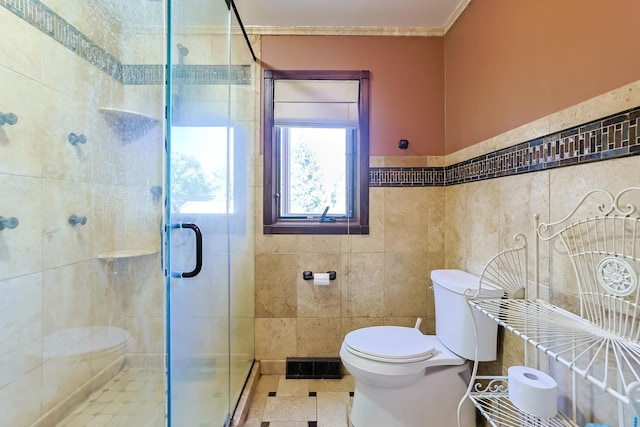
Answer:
430;269;503;298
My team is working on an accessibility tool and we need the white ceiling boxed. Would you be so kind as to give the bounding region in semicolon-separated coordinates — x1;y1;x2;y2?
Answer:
234;0;470;35
100;0;470;36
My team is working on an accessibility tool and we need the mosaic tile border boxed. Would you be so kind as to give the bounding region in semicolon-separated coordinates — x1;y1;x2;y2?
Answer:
1;0;122;80
369;167;445;187
123;64;252;85
2;0;251;85
370;106;640;187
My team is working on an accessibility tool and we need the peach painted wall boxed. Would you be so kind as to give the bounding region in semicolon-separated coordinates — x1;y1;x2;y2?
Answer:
261;35;445;156
444;0;640;154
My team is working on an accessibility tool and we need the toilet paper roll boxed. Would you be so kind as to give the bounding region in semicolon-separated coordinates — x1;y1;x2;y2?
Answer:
313;273;331;286
508;366;558;419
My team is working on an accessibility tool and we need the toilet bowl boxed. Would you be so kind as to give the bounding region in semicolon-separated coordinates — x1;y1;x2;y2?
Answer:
340;269;503;427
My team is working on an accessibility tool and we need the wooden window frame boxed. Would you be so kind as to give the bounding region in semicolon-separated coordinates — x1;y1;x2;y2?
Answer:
262;70;370;235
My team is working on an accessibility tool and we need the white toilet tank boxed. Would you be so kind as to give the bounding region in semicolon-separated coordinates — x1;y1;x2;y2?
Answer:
430;269;503;361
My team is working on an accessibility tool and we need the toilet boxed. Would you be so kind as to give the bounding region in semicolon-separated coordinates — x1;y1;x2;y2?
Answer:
340;269;503;427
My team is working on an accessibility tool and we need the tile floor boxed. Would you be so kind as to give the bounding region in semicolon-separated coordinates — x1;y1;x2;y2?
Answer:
57;367;166;427
243;375;355;427
57;369;354;427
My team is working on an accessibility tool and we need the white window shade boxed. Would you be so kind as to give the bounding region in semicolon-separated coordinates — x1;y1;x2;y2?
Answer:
274;80;360;127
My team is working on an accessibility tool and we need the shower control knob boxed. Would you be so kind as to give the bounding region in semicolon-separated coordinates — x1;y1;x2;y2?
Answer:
0;112;18;126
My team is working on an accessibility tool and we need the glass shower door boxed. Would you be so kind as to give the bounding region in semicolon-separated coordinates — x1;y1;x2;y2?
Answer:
165;0;234;425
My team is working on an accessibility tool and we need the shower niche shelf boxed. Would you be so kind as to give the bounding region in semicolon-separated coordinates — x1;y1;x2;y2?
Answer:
98;108;159;142
97;248;159;260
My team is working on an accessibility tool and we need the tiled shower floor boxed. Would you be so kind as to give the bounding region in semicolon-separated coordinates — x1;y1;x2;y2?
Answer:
57;367;166;427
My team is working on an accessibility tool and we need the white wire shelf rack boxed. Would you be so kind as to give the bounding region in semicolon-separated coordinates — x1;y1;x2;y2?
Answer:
470;376;578;427
469;297;640;406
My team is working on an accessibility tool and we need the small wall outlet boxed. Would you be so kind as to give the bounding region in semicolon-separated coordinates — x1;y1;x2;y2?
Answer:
399;139;409;149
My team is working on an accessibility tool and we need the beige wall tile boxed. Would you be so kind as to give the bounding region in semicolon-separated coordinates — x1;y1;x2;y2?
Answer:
255;318;296;361
384;187;430;252
340;318;383;338
0;175;42;280
348;187;384;253
427;187;445;252
383;252;429;317
42;262;95;336
0;67;44;177
0;366;43;426
256;254;298;318
297;253;341;318
444;183;467;264
296;318;342;357
0;273;43;388
464;179;500;271
346;252;385;318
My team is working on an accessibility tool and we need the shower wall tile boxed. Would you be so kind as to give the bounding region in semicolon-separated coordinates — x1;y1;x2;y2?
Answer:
0;8;42;81
42;179;93;269
91;183;124;257
41;91;93;182
42;261;95;337
0;273;42;388
120;33;165;65
0;365;43;426
41;344;92;413
0;67;44;178
0;175;42;280
43;0;122;58
116;253;163;318
124;315;164;355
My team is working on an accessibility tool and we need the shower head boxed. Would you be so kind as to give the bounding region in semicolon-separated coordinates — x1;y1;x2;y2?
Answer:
177;43;189;57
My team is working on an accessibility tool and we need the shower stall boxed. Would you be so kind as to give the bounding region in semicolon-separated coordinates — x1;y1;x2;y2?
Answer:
0;0;256;425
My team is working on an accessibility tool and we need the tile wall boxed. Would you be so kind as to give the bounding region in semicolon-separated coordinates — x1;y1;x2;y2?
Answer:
254;78;640;423
0;3;164;425
443;79;640;424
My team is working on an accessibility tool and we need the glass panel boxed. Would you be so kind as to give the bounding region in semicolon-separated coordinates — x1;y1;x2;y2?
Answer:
167;0;255;425
0;1;166;425
228;10;256;414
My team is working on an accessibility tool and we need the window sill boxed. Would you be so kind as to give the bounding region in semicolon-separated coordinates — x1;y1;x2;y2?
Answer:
263;219;369;235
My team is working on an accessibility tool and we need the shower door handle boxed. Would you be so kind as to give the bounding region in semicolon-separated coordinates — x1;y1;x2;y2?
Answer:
172;223;203;278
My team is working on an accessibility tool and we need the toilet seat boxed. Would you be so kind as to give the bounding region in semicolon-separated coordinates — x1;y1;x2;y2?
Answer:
344;326;463;364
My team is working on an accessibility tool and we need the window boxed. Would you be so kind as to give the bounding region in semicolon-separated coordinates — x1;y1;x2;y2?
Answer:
171;126;234;214
170;124;249;234
263;70;370;235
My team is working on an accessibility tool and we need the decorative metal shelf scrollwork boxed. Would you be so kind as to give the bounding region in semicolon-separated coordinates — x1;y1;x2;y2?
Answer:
466;187;640;426
470;376;577;427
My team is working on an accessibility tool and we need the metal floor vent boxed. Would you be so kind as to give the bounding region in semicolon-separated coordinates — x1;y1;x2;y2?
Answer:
286;357;342;379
